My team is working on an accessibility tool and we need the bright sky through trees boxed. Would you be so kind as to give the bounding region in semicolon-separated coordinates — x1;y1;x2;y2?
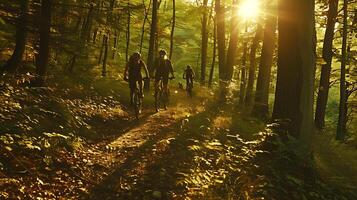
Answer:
238;0;260;20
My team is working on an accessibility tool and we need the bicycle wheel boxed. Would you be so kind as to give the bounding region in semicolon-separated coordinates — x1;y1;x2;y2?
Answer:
133;91;140;119
187;83;193;97
162;89;169;110
155;89;161;112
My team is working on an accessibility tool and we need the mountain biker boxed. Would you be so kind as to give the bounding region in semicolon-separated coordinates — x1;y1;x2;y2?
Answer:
152;49;175;97
124;52;149;104
183;65;195;90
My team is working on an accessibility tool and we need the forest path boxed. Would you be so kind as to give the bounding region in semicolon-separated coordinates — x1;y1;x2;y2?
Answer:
83;91;214;199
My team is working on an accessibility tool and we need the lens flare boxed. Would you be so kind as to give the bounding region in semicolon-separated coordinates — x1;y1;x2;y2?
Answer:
238;0;260;19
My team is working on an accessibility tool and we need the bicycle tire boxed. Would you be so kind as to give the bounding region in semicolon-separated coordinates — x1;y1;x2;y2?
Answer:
133;87;143;120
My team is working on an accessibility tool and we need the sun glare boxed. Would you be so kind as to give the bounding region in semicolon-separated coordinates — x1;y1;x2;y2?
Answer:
238;0;260;20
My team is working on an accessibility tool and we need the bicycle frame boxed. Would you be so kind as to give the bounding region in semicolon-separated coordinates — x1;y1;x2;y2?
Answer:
154;78;170;111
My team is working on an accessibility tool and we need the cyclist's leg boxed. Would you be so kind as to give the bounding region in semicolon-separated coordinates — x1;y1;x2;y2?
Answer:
154;74;161;96
138;79;144;98
129;80;136;105
163;76;169;94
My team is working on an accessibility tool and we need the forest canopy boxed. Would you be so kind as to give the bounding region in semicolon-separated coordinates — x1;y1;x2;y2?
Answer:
0;0;356;199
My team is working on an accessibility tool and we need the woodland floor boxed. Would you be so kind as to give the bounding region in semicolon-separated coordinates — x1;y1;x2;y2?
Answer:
1;77;357;200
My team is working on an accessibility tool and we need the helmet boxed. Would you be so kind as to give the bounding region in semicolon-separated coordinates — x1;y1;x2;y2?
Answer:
159;49;167;55
132;52;141;59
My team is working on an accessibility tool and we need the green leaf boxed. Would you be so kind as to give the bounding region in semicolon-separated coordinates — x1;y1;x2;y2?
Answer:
0;17;4;25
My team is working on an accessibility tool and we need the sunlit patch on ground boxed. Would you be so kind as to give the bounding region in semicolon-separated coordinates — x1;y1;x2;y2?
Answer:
212;115;232;130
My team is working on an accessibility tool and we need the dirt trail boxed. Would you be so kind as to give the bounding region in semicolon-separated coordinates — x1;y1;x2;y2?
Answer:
82;98;208;199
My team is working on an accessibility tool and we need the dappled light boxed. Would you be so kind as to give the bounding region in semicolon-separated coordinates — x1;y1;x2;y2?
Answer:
0;0;356;199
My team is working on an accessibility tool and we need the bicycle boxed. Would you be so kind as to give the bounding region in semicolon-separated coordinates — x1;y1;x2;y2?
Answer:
132;84;142;120
125;77;146;120
186;80;193;98
154;76;174;112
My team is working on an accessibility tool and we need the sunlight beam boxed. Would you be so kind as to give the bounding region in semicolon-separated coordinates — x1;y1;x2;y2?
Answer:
238;0;260;20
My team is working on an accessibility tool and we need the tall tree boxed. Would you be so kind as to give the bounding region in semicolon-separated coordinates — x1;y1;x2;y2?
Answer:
140;0;152;54
272;0;315;140
225;0;239;81
209;15;217;88
252;13;277;119
215;0;226;82
200;0;209;84
245;24;263;108
315;0;339;129
146;0;159;90
126;4;131;63
36;0;52;86
2;0;29;73
102;35;109;77
169;0;176;59
336;0;348;140
239;24;248;106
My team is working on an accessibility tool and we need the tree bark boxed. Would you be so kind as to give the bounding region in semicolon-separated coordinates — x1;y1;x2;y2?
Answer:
200;0;209;84
102;35;108;77
245;24;263;108
2;0;29;73
239;24;248;106
252;14;277;119
215;0;226;82
80;4;94;41
209;15;217;88
272;0;315;140
140;0;151;54
126;5;131;64
36;0;52;86
145;0;159;90
336;0;348;140
169;0;176;59
225;0;239;82
315;0;339;129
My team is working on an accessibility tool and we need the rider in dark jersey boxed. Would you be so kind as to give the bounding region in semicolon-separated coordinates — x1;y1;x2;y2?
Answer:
183;65;195;89
124;52;149;104
153;50;175;95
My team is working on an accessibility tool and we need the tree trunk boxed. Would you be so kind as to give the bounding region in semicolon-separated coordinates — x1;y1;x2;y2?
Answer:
126;5;131;63
98;35;105;65
315;0;339;129
208;15;217;88
169;0;176;59
225;0;239;81
245;24;263;108
272;0;315;140
140;0;152;54
2;0;29;73
336;0;348;140
200;0;209;84
35;0;52;86
239;24;248;106
112;29;118;59
252;14;277;119
215;0;226;82
145;0;159;90
80;4;94;41
93;28;98;43
102;35;108;77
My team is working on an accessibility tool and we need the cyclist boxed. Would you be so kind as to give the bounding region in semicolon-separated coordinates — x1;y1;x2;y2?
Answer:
153;49;175;97
183;65;195;90
124;52;149;104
